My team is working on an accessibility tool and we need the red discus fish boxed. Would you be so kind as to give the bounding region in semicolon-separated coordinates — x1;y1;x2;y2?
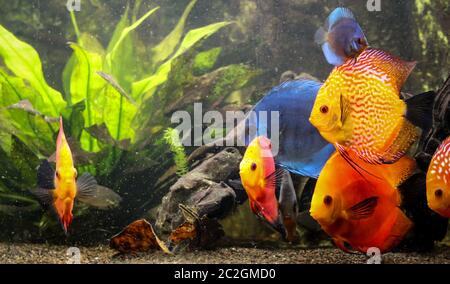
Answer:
239;136;285;238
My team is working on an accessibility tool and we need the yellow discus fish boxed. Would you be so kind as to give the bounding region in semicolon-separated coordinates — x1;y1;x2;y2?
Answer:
310;48;435;165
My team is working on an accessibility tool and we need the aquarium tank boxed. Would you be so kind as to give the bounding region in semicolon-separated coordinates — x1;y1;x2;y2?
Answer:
0;0;449;265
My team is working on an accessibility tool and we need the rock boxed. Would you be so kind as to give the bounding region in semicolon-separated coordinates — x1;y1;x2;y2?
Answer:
156;147;242;234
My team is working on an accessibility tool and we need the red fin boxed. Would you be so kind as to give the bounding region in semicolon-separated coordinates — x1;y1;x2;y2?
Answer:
381;210;413;252
346;197;379;220
333;238;354;254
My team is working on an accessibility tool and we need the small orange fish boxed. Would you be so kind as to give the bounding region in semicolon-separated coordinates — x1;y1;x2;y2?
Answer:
310;151;415;253
426;137;450;218
239;136;285;237
309;48;435;165
32;117;121;234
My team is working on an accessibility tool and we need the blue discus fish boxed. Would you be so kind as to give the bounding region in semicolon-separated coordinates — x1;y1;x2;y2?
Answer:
314;7;368;66
244;79;335;178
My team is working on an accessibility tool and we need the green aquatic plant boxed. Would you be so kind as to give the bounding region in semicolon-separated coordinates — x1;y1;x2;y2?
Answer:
163;128;189;177
0;0;234;235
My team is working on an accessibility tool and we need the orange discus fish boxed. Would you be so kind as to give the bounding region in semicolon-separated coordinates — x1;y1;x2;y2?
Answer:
239;136;285;238
32;117;121;234
310;47;435;165
310;151;415;253
426;137;450;218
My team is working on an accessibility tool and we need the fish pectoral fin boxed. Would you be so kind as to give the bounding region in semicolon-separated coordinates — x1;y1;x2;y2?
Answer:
37;160;55;189
265;168;287;188
346;196;379;220
314;26;327;45
76;173;122;209
30;188;55;207
339;94;350;126
76;172;98;200
405;90;436;133
333;238;356;254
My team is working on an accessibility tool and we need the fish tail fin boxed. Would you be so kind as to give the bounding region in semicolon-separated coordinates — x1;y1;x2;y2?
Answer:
405;91;436;133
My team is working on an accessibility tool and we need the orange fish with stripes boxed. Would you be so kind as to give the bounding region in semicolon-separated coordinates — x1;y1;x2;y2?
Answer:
309;47;435;165
426;137;450;218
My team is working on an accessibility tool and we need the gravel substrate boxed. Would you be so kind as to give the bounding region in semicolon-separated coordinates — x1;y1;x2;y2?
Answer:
0;243;449;264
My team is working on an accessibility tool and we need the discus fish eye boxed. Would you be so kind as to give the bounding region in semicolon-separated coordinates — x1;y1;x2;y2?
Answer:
435;189;443;199
320;105;329;114
251;163;257;171
323;195;333;206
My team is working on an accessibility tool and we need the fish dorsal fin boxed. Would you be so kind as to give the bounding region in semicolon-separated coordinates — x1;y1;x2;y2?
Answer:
363;48;416;91
326;7;356;30
381;156;416;187
345;196;379;220
37;160;55;189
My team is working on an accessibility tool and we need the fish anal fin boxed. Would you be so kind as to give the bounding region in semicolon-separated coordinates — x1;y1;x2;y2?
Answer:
346;196;379;220
322;42;345;66
381;209;413;252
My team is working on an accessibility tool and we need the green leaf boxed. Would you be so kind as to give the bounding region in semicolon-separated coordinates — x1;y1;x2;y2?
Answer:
69;38;106;152
151;0;197;66
62;54;77;103
193;47;222;75
0;24;66;116
102;86;137;142
132;21;232;100
0;70;56;156
105;6;159;73
104;6;136;91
